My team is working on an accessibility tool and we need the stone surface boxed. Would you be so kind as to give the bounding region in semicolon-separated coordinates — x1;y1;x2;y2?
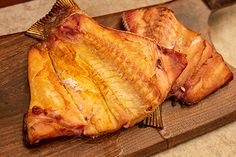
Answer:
153;121;236;157
0;0;235;156
0;0;170;36
209;5;236;68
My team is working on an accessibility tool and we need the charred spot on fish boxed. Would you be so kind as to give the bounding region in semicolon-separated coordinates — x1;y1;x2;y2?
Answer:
32;106;43;115
146;106;153;111
30;126;36;131
55;115;62;122
167;15;173;21
60;128;66;132
44;109;48;115
156;59;162;69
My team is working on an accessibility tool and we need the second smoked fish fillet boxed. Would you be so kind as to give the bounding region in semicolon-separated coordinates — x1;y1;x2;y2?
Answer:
24;0;187;144
123;7;233;104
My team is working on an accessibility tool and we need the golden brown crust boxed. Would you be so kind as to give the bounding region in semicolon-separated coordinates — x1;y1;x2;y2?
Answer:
182;53;233;104
26;45;86;144
123;7;233;104
25;3;187;144
47;12;186;128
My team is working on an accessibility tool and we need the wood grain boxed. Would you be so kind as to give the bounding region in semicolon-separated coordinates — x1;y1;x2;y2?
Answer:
0;33;166;157
0;0;236;156
160;76;236;148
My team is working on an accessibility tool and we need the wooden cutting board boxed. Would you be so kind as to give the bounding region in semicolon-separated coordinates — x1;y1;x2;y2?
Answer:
0;0;236;156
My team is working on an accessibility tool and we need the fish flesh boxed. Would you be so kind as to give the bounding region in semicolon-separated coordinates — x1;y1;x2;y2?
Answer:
123;7;233;104
24;0;187;144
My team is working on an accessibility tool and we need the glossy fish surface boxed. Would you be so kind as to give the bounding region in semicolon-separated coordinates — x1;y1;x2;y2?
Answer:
123;7;233;104
24;0;187;144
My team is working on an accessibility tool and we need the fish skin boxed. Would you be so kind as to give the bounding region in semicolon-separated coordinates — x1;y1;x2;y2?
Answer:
26;45;87;145
123;7;233;104
49;13;187;126
25;4;187;144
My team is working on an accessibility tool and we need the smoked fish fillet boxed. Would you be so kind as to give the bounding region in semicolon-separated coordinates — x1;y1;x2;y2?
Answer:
24;0;187;144
123;7;233;104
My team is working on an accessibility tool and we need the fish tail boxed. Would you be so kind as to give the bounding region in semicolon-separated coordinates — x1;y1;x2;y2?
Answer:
141;106;163;129
25;0;80;40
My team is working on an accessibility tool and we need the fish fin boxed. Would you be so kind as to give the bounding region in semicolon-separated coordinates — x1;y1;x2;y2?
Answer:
25;0;80;40
141;106;163;129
